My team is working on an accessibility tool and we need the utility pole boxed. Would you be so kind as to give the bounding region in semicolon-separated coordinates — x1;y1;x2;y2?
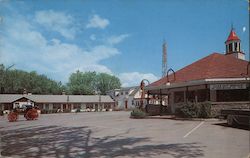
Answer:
162;40;167;77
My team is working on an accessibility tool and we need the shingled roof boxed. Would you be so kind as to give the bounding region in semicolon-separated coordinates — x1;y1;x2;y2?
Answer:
150;53;249;87
0;94;114;103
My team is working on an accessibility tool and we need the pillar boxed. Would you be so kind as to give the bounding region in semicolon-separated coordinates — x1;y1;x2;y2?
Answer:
195;90;198;103
184;90;187;103
210;90;217;102
169;92;175;113
49;104;53;110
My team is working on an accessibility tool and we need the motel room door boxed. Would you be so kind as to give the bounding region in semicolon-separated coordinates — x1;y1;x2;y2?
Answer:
125;100;128;109
95;104;98;111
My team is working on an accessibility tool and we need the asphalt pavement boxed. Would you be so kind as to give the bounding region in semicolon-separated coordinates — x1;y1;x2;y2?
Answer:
0;111;249;158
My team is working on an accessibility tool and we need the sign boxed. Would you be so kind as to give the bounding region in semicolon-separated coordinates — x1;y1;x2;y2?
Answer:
210;83;247;90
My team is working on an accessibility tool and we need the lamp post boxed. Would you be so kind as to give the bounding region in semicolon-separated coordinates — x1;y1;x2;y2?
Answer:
166;68;176;82
139;79;150;110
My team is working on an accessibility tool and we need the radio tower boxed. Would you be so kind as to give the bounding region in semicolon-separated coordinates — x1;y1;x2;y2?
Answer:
162;40;167;77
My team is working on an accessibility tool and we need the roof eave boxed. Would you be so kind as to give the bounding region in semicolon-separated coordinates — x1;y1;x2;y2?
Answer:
145;77;250;91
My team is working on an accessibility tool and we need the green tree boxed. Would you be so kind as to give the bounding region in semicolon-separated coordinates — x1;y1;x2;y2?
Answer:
67;71;121;95
67;71;97;95
0;64;63;94
96;73;121;95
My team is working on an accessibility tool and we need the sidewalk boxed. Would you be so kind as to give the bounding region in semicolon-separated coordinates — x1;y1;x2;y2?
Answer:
146;115;221;122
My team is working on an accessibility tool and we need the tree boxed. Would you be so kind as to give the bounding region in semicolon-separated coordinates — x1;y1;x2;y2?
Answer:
67;71;97;95
67;71;121;95
96;73;121;95
0;64;63;94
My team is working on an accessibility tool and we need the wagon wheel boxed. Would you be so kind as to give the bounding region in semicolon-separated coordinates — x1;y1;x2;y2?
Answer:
8;112;19;122
25;113;32;120
25;109;38;120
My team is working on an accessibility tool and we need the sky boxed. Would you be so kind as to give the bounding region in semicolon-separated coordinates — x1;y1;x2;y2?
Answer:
0;0;249;87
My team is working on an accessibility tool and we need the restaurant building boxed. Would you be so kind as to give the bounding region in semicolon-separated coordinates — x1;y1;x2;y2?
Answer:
145;28;250;115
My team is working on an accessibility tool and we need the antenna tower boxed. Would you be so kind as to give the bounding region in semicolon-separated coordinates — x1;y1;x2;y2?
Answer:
162;40;167;77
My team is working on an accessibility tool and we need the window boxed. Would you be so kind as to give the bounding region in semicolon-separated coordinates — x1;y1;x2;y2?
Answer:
197;89;209;102
187;91;195;102
217;89;249;102
229;43;232;52
174;91;184;103
234;42;238;51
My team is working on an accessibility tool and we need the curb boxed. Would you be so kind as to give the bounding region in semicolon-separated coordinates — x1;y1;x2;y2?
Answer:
145;116;222;122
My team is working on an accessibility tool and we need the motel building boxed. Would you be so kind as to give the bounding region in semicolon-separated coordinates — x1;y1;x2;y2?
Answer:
144;28;250;116
0;93;115;113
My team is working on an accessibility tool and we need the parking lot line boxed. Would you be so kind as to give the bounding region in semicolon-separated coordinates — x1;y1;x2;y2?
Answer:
183;121;204;138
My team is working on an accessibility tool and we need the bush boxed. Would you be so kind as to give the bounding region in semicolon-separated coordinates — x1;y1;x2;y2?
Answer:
198;102;211;118
76;108;81;113
130;108;147;119
176;102;211;118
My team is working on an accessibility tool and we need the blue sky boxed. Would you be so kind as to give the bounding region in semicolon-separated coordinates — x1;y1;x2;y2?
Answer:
0;0;249;87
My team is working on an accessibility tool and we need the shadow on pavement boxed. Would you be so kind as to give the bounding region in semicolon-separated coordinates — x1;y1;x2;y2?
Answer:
213;123;250;131
1;126;205;158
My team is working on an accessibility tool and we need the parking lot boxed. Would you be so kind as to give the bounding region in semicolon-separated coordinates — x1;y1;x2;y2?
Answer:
0;111;249;158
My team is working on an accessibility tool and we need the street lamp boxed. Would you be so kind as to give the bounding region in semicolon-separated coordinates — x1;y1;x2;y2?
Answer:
139;79;150;110
166;68;175;83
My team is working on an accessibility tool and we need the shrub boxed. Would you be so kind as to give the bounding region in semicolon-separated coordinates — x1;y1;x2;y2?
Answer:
198;102;211;118
176;102;212;118
76;108;81;113
130;108;146;119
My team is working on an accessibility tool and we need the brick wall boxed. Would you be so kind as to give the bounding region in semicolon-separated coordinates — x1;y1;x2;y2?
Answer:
211;102;250;117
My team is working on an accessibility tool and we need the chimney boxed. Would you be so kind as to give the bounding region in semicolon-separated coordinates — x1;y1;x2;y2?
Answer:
62;90;66;95
23;89;27;95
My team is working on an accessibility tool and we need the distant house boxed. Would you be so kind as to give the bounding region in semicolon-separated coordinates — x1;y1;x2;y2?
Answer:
0;94;115;112
107;86;143;110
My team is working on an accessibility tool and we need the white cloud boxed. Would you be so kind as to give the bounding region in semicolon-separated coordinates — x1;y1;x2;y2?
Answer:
119;72;159;87
35;10;77;39
242;26;246;32
107;34;130;45
86;14;109;29
1;11;140;86
0;16;119;82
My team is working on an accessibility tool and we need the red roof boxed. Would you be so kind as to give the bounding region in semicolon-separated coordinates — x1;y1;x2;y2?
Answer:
150;53;249;87
225;29;240;42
